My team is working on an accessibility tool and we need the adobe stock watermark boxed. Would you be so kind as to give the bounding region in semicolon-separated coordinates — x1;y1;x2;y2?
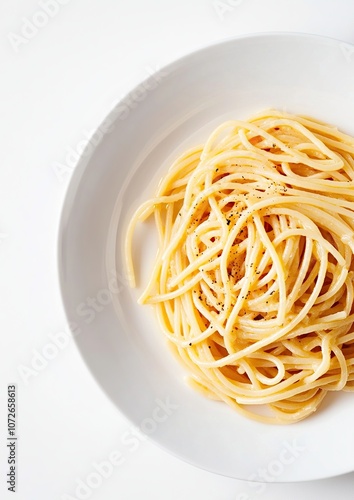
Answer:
52;65;168;184
339;42;354;63
7;0;73;53
234;439;306;499
212;0;245;20
75;268;130;324
17;322;80;385
17;268;128;385
61;396;179;500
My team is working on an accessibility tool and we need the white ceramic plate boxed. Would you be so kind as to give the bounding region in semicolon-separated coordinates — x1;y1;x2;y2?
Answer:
59;33;354;482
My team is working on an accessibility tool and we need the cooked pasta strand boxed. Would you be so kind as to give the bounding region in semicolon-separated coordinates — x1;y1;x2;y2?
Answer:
125;110;354;424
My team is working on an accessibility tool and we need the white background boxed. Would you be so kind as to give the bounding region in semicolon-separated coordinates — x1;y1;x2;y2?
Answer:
1;0;354;499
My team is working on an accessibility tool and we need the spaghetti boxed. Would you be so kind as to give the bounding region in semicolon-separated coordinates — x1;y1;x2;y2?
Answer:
126;110;354;423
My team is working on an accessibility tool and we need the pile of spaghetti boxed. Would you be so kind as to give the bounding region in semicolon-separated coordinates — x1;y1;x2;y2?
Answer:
126;110;354;423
